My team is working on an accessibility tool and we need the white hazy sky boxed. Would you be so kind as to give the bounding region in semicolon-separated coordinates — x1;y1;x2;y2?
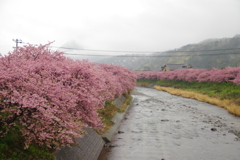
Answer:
0;0;240;55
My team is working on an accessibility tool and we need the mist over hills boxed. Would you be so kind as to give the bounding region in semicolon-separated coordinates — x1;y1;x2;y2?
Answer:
98;34;240;70
59;40;110;62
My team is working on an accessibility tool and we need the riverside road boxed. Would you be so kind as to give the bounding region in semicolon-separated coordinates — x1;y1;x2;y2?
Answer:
102;87;240;160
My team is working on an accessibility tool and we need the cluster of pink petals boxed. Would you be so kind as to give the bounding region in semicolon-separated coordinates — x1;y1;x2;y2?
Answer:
0;43;136;149
135;67;240;85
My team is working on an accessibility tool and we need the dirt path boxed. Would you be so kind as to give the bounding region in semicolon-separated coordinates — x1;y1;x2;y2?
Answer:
100;87;240;160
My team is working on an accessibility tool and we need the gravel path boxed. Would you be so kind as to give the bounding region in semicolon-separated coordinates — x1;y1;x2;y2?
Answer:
104;87;240;160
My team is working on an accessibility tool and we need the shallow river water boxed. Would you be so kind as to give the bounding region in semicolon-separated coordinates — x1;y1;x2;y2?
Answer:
98;87;240;160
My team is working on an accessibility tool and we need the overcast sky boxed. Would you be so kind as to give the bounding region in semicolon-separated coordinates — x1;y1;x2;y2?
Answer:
0;0;240;55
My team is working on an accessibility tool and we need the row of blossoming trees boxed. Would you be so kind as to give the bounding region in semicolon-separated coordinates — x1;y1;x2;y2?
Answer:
136;67;240;85
0;44;136;149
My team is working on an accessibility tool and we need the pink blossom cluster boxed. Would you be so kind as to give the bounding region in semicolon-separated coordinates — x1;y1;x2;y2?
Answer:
0;44;136;149
136;67;240;85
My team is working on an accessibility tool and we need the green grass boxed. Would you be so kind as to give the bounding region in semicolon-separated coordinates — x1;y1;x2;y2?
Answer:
0;125;54;160
96;101;119;134
97;92;132;134
137;79;240;102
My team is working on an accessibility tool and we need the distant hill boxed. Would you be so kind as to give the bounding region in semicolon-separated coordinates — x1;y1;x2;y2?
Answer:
98;34;240;70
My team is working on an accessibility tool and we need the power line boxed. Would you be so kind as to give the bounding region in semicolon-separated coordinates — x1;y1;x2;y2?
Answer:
19;42;240;57
64;51;240;57
53;46;156;53
53;46;240;53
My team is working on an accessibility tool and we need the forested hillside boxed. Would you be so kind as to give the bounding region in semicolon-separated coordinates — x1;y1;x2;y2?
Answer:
99;34;240;70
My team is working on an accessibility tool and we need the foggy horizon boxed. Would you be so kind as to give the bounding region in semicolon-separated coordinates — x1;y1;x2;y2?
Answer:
0;0;240;56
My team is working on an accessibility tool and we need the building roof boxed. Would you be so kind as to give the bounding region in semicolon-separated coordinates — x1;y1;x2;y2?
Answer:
161;64;194;71
165;64;185;70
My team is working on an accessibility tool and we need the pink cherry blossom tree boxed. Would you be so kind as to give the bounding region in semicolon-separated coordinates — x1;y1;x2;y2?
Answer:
135;67;240;85
0;43;136;149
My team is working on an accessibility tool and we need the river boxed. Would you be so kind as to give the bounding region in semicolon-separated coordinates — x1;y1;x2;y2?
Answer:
98;87;240;160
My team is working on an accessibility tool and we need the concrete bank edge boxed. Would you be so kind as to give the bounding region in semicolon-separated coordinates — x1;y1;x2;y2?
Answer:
102;95;134;143
53;95;133;160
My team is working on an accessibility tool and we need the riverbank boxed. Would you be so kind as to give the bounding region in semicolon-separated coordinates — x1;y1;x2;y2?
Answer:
53;93;133;160
103;87;240;160
137;80;240;116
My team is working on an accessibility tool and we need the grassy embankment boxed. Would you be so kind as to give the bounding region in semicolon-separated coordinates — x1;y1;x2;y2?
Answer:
0;93;132;160
97;92;132;134
137;79;240;116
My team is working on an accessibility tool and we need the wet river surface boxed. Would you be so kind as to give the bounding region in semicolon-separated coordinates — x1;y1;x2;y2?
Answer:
98;87;240;160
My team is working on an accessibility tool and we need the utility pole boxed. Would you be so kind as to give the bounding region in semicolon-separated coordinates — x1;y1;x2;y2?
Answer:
12;39;22;50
